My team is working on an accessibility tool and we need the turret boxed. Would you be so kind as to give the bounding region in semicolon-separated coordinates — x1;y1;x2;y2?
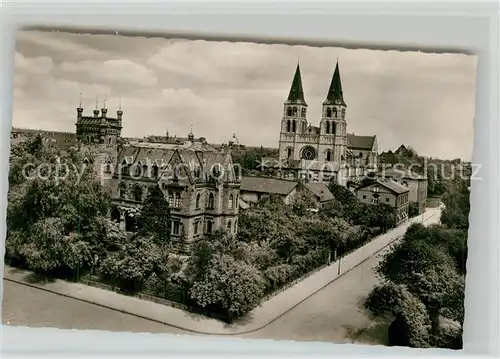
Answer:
77;93;83;120
319;59;347;163
282;61;308;134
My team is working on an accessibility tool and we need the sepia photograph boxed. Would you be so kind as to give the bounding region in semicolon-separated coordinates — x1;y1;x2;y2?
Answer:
3;29;476;349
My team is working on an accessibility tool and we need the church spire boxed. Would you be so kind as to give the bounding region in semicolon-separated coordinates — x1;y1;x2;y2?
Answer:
287;61;307;106
324;60;346;106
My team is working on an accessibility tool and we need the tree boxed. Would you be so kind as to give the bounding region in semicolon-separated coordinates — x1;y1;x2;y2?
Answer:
99;234;164;292
135;184;171;243
366;220;466;348
6;140;112;277
365;282;431;348
291;185;317;216
408;202;420;218
189;253;266;321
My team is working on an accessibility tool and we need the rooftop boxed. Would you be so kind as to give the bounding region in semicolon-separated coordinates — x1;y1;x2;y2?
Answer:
241;176;298;196
346;134;376;151
303;182;335;202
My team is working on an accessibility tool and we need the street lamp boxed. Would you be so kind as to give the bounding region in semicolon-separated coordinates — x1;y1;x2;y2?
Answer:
338;255;342;275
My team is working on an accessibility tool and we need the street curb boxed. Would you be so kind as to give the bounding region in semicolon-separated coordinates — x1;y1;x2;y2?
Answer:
4;212;437;336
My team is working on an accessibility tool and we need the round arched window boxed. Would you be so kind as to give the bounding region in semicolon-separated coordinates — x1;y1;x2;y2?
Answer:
301;146;316;160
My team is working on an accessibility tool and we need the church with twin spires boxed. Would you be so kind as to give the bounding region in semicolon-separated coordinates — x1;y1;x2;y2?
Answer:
277;61;378;185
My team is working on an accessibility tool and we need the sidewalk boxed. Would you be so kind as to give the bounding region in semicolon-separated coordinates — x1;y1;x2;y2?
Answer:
3;208;441;336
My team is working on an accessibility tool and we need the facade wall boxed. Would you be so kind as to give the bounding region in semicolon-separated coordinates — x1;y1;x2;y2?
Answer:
356;184;410;225
356;184;397;207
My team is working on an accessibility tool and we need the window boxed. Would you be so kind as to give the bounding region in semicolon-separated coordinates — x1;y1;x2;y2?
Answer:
196;193;201;209
326;108;332;118
152;164;159;178
287;108;292;116
326;150;332;161
292;107;297;116
234;219;238;233
172;221;180;235
105;162;112;173
142;165;148;177
301;146;316;160
287;147;292;159
174;193;181;208
227;220;232;231
301;108;306;118
362;195;366;199
121;160;129;175
134;164;141;177
286;120;291;132
292;120;296;132
133;185;143;201
206;220;213;234
333;108;337;118
194;221;199;235
326;122;330;134
168;193;174;207
118;182;127;198
332;123;336;135
207;193;215;209
385;197;390;202
228;194;234;209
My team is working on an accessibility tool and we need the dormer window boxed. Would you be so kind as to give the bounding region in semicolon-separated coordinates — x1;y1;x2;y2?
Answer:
105;161;112;173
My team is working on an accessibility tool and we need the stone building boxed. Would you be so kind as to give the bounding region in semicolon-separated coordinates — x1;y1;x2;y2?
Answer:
356;178;410;225
277;61;378;185
72;99;241;253
379;168;428;214
109;133;241;253
76;98;122;146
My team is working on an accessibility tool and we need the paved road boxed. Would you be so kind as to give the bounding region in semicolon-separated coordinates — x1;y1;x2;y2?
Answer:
1;248;395;343
2;208;441;343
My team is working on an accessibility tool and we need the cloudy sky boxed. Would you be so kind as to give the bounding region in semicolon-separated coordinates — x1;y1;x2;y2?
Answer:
12;30;477;160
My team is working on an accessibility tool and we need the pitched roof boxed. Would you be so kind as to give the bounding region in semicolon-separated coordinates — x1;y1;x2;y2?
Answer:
324;61;346;106
305;125;320;135
286;63;307;106
347;134;376;150
376;179;410;195
303;182;335;202
241;176;298;196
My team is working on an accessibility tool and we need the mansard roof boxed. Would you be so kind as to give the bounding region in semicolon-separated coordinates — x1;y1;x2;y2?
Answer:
115;142;238;184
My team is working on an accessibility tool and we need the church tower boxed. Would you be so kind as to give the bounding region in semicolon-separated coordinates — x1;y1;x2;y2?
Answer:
319;61;347;164
279;62;308;161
